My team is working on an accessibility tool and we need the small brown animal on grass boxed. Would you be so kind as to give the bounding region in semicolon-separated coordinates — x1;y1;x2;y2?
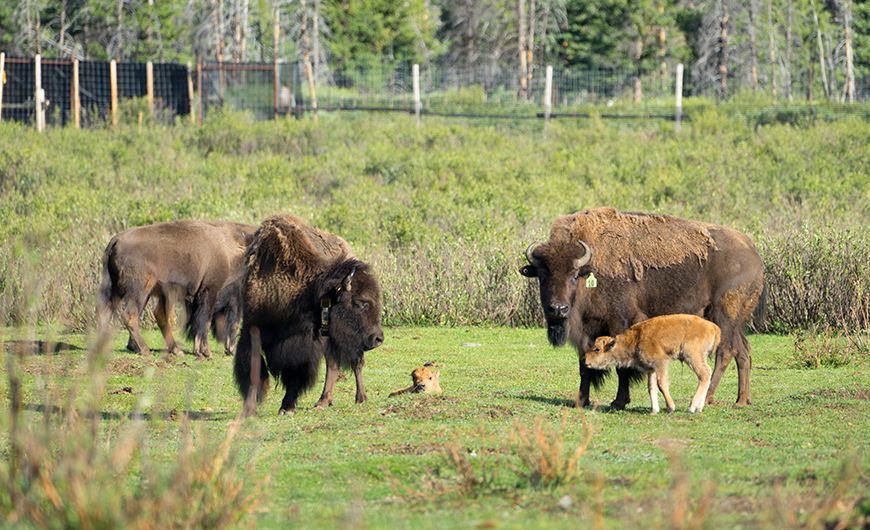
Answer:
584;314;720;414
388;366;442;397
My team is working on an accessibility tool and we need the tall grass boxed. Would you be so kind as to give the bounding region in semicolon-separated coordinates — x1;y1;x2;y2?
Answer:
2;108;870;332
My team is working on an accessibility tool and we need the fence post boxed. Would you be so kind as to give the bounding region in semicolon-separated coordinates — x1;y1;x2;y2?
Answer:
110;60;118;126
0;53;5;122
413;63;421;122
196;57;203;125
186;62;195;124
72;58;80;128
35;54;45;132
544;65;553;123
273;3;280;120
146;61;154;112
675;63;683;132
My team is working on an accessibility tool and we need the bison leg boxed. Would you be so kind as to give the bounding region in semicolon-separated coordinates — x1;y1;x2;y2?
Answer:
647;372;660;414
315;357;341;408
352;355;367;404
575;360;594;408
154;291;184;356
121;292;152;356
242;327;263;418
654;363;676;414
687;356;712;414
610;368;635;411
189;288;217;359
706;328;752;406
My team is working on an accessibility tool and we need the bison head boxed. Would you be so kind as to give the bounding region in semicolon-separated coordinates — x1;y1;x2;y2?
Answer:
584;336;618;370
519;238;596;347
318;261;384;367
411;366;442;393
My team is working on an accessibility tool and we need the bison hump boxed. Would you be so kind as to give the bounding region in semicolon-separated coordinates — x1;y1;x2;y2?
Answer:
556;207;716;280
246;214;353;278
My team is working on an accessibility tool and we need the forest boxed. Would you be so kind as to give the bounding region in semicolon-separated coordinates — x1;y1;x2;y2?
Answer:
1;0;868;100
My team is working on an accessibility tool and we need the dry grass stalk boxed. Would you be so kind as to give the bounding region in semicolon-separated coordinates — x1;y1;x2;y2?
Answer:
508;411;592;489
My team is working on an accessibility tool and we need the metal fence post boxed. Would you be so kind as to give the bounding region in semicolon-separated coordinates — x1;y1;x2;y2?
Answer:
676;63;684;132
544;65;553;123
413;63;421;122
73;58;80;128
0;53;5;122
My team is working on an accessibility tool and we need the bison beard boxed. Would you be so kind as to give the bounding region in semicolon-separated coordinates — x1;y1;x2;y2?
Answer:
234;215;384;417
521;207;765;410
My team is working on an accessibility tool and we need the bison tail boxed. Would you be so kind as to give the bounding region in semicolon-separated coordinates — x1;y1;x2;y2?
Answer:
96;239;120;349
749;282;769;333
234;325;269;402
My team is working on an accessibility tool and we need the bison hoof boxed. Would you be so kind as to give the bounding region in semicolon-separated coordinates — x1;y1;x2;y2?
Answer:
609;399;629;411
278;407;296;415
170;346;184;356
666;407;675;414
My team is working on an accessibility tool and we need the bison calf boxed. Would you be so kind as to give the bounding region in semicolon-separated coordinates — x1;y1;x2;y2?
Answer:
388;366;442;397
584;314;720;414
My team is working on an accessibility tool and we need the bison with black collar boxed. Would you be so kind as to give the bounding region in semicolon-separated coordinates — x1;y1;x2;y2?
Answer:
234;214;384;417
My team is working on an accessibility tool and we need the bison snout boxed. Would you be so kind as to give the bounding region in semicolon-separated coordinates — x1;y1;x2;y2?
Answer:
547;303;570;319
366;331;384;350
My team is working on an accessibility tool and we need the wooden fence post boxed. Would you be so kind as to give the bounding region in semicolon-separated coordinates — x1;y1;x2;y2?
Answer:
413;64;421;122
73;58;80;128
187;62;195;124
544;65;553;122
110;59;118;126
35;54;45;132
196;57;203;125
676;63;684;132
146;61;154;112
0;53;5;122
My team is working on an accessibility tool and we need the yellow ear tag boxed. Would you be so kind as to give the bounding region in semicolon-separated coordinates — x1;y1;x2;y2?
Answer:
585;273;597;289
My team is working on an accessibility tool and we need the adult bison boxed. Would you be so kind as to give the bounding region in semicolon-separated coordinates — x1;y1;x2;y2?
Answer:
234;214;384;417
96;220;257;357
520;207;764;409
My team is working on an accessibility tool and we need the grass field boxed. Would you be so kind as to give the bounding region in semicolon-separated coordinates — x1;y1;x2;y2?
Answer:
3;325;869;529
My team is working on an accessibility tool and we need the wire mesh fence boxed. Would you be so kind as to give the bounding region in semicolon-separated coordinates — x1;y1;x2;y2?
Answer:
2;55;869;129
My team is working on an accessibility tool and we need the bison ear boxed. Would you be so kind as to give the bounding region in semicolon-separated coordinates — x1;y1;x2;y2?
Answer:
579;265;598;278
519;265;538;278
342;267;357;292
605;339;617;351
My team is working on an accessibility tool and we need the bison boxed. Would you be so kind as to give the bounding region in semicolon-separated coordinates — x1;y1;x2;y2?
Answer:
96;220;257;357
520;207;764;409
388;366;442;397
584;314;721;414
234;214;384;417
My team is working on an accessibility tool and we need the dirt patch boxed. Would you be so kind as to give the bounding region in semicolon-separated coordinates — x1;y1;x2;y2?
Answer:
367;442;442;455
380;394;466;420
795;387;870;402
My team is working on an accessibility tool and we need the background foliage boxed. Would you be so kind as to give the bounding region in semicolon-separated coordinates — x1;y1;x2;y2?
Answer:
2;107;870;334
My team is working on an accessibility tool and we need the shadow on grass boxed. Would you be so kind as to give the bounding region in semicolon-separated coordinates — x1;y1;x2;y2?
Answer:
5;340;85;354
24;403;236;422
515;393;658;414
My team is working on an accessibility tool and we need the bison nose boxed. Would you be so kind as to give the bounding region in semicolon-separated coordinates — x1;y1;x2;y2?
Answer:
547;303;570;319
366;331;384;350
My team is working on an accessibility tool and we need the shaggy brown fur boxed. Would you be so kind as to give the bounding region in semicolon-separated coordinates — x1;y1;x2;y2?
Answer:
388;366;442;397
235;214;384;417
96;220;257;357
520;207;765;410
584;315;720;414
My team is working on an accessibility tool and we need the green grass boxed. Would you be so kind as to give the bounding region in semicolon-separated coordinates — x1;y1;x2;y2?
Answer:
3;326;869;528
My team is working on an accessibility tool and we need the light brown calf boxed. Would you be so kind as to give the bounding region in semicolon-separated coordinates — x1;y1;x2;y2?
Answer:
388;366;442;397
584;314;720;414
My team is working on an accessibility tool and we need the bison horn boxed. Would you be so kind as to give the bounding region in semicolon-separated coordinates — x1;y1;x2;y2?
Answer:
525;242;543;268
575;240;591;269
343;266;357;291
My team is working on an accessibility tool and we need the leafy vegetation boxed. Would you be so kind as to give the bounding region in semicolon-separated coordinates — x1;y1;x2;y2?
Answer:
3;108;870;333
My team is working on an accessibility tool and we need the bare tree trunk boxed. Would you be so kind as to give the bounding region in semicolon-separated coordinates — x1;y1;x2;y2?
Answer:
844;0;854;103
301;0;317;116
810;0;829;99
60;0;67;56
233;0;241;61
784;0;792;101
717;0;729;101
313;0;320;79
768;0;777;99
517;0;528;101
748;0;758;90
114;0;123;60
527;0;536;95
540;0;551;65
633;35;643;103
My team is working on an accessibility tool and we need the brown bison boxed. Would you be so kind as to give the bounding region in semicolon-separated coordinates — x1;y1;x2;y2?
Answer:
584;314;721;414
96;220;257;357
520;207;764;409
235;214;384;417
388;366;442;397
